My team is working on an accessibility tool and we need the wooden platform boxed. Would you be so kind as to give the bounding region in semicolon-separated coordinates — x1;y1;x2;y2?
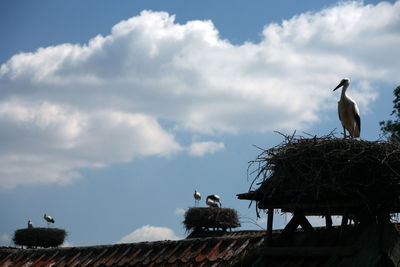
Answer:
237;191;400;216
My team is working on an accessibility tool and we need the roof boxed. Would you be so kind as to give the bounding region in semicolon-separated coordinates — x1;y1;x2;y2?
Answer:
0;230;265;266
1;224;399;266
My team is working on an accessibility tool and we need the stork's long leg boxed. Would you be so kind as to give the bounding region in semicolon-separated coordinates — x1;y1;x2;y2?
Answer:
343;126;347;139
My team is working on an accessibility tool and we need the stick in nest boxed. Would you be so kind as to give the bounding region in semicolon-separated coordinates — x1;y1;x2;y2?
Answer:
246;131;400;215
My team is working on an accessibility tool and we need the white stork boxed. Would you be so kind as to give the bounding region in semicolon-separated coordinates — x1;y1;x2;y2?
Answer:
28;220;33;229
206;195;222;208
333;78;361;138
44;213;55;227
194;189;201;207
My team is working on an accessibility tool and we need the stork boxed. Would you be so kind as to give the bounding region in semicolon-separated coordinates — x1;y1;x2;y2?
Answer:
28;220;33;229
44;213;55;227
333;78;361;138
206;195;222;208
194;189;201;207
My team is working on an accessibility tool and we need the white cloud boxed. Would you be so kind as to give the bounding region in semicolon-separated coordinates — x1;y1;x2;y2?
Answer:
118;225;180;243
0;2;399;188
189;141;225;156
174;208;186;216
60;241;73;247
0;234;11;246
0;100;182;189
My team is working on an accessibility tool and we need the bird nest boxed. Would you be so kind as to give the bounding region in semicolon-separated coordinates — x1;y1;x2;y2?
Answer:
246;133;400;213
13;228;66;248
184;207;240;232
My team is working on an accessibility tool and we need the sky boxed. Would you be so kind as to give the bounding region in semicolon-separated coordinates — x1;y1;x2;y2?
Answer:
0;0;399;247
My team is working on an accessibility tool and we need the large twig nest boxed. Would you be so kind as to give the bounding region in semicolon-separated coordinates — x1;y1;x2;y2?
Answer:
13;228;66;248
247;133;400;211
184;207;240;231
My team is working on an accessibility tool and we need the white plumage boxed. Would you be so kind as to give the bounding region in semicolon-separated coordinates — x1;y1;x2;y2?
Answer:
333;78;361;138
44;213;55;227
28;220;33;229
206;195;222;208
194;189;201;207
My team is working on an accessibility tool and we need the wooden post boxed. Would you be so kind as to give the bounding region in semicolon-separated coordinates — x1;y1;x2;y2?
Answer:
264;208;275;246
277;213;300;244
341;209;349;226
267;208;274;239
325;214;332;229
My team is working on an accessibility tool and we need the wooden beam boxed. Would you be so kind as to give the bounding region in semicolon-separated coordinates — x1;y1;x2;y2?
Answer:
267;208;274;239
277;214;300;243
236;192;257;200
276;212;316;245
341;209;349;226
282;208;357;216
325;214;332;229
260;199;361;210
263;246;356;257
296;213;314;231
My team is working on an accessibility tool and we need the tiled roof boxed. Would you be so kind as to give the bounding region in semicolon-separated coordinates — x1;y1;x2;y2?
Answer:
1;224;399;266
0;231;265;266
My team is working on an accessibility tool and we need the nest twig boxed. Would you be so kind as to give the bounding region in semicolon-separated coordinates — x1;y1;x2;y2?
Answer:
13;228;66;248
183;207;240;232
247;132;400;213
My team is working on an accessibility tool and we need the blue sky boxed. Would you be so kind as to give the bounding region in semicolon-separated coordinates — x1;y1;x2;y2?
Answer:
0;0;399;246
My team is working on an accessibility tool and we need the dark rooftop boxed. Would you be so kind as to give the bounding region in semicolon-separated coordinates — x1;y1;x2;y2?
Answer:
0;230;265;266
2;224;400;266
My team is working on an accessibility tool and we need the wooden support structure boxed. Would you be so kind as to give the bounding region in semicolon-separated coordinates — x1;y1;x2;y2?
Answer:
277;213;299;243
277;212;314;244
341;209;349;226
267;208;274;239
325;214;332;229
297;213;314;231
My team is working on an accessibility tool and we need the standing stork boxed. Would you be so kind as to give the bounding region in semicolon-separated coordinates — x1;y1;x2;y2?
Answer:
333;78;361;138
206;195;222;208
44;213;55;227
28;220;33;229
194;189;201;207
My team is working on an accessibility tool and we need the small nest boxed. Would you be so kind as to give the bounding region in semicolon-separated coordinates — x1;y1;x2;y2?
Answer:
13;228;66;248
247;132;400;211
184;207;240;231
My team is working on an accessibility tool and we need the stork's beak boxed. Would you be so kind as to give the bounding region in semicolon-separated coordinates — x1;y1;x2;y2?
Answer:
333;81;344;91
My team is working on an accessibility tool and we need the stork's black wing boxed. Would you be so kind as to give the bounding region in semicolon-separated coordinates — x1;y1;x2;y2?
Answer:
354;109;361;133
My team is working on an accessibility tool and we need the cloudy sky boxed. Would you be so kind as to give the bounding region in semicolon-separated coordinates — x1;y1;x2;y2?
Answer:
0;0;399;246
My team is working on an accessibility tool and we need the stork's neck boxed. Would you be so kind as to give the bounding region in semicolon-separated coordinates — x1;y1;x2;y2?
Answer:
341;84;349;99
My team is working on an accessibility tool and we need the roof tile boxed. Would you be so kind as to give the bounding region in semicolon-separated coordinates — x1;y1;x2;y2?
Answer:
168;243;192;264
206;240;223;262
156;242;181;263
125;248;142;265
111;247;130;265
2;225;394;266
77;249;94;266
